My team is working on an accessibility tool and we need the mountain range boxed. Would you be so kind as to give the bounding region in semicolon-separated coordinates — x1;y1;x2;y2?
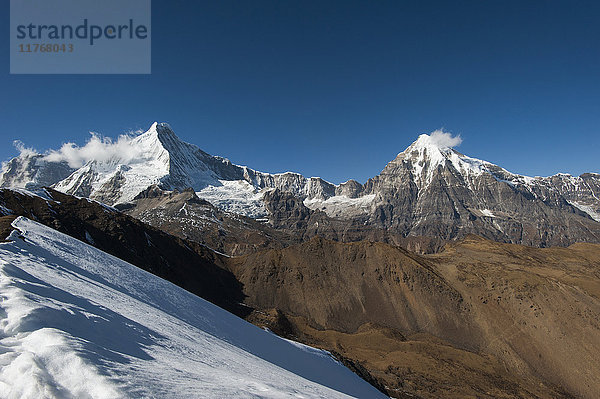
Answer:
1;122;599;251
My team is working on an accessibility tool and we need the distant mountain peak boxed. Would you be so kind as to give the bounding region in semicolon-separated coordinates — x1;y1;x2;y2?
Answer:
411;133;453;151
152;121;177;138
384;130;488;187
399;133;454;164
412;129;462;149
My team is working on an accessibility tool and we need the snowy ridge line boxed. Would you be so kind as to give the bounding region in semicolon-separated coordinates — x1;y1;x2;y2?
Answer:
0;216;386;398
395;133;540;191
1;187;55;202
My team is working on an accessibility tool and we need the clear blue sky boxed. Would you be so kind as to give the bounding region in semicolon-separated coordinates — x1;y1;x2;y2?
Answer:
1;0;599;183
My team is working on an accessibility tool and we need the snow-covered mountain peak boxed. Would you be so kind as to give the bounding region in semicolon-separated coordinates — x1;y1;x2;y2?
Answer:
411;129;462;150
3;123;599;226
395;130;466;166
384;131;490;188
50;122;237;205
401;133;453;166
412;132;454;151
147;121;180;144
0;122;341;211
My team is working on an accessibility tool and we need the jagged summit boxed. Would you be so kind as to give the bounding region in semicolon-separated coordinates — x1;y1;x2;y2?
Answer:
382;131;492;189
52;122;243;205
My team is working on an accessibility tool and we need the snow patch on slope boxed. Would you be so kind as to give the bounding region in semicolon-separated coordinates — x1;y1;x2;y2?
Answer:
479;209;496;218
568;201;600;222
304;194;375;218
197;180;268;218
0;217;385;398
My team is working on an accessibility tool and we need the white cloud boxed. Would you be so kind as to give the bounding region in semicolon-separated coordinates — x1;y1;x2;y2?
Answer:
13;140;39;157
43;132;145;168
428;129;462;149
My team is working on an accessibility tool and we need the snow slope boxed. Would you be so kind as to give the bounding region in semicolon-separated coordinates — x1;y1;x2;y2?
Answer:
0;217;387;399
304;194;376;218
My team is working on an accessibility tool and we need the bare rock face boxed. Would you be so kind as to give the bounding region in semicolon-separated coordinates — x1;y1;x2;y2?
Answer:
335;179;364;198
535;173;600;222
263;188;446;253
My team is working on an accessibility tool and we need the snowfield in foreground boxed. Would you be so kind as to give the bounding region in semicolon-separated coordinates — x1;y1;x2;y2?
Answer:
0;217;386;399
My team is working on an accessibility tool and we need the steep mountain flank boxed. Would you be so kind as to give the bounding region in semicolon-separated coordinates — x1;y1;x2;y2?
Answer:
226;236;600;399
228;237;476;343
263;188;447;253
249;312;572;399
0;150;74;189
358;134;600;247
430;236;600;399
0;188;246;316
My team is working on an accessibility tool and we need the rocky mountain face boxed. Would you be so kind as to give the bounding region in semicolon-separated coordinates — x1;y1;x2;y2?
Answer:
0;151;74;189
262;189;446;253
119;185;300;256
261;133;600;249
1;123;599;250
357;134;600;247
535;173;600;221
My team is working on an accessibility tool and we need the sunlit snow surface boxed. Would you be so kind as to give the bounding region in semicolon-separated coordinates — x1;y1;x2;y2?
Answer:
0;217;386;399
196;180;268;219
304;195;375;218
568;201;600;222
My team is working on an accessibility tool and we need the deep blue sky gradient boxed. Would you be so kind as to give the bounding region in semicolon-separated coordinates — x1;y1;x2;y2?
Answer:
1;0;599;183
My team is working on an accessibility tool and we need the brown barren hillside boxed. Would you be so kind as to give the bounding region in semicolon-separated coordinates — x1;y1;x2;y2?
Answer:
227;236;600;399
